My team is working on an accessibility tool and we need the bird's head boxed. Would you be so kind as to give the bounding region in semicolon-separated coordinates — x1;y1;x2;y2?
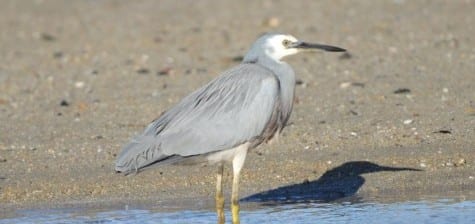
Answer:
244;33;346;63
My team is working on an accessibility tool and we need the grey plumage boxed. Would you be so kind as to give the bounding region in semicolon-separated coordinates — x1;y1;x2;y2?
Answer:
114;32;345;224
116;62;286;174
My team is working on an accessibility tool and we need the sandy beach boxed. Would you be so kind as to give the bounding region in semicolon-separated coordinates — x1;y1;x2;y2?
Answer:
1;0;474;215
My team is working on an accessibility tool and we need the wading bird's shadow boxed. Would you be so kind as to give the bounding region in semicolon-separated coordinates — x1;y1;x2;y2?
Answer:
242;161;421;204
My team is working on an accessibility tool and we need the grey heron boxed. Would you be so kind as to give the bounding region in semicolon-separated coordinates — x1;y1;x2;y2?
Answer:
115;33;345;224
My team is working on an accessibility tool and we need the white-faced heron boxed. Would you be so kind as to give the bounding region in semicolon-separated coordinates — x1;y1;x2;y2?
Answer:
115;33;345;224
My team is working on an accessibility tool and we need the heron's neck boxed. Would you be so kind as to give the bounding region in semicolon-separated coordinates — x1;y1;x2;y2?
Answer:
254;56;296;124
255;56;295;82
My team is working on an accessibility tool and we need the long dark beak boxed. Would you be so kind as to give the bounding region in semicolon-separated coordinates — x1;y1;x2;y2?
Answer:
291;41;346;52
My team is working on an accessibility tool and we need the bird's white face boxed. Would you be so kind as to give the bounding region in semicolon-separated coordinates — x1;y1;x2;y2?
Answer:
243;33;345;63
263;34;300;61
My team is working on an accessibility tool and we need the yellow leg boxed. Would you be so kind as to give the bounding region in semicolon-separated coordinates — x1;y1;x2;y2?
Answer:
216;163;225;224
231;171;240;224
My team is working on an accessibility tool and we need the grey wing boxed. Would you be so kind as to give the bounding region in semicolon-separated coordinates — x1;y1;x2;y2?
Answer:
115;64;280;173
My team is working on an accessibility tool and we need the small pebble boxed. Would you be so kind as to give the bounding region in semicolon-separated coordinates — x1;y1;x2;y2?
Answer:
456;158;466;166
41;33;56;41
264;17;280;28
140;54;149;63
340;82;365;89
352;82;365;88
0;98;8;105
295;79;306;87
166;57;174;63
434;130;451;134
158;67;174;76
60;100;70;107
74;81;85;88
136;68;150;74
403;119;413;125
53;51;63;58
340;82;351;89
394;88;411;94
388;46;398;53
231;56;244;62
86;69;99;75
339;52;352;60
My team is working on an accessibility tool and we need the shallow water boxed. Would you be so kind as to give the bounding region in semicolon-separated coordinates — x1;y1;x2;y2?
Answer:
2;199;474;224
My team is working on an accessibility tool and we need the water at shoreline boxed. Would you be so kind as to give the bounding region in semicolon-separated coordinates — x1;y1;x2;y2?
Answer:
2;198;474;224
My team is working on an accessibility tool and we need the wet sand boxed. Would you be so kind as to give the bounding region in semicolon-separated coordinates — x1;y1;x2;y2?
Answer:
1;0;474;215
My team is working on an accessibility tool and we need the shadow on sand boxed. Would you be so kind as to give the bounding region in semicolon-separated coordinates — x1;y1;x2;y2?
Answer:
242;161;421;204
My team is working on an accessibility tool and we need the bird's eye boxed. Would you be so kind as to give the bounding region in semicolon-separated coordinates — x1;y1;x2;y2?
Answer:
282;39;291;48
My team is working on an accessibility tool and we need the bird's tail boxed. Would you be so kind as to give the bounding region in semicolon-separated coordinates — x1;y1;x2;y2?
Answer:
115;135;168;175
